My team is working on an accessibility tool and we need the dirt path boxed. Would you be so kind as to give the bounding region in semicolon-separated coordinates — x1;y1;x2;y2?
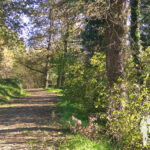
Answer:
0;89;66;150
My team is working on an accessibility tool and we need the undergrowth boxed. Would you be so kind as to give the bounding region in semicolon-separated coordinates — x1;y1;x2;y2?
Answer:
46;88;116;150
56;99;117;150
56;99;89;127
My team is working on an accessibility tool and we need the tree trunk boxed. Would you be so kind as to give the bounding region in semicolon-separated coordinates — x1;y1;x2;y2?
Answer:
64;19;69;54
57;74;61;88
44;3;54;88
61;15;69;87
44;55;50;88
57;64;62;88
130;0;141;63
130;0;143;84
105;0;129;118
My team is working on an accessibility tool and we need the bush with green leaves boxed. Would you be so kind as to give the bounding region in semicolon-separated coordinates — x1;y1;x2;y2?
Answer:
63;52;108;113
107;81;149;149
106;48;150;149
62;48;150;149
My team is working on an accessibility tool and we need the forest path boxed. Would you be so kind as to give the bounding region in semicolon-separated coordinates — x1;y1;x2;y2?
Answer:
0;89;66;150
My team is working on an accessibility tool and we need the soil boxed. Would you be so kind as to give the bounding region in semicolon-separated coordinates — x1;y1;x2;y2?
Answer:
0;89;66;150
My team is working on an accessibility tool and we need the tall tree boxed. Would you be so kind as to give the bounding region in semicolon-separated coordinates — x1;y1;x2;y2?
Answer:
105;0;129;118
54;0;85;87
44;0;55;88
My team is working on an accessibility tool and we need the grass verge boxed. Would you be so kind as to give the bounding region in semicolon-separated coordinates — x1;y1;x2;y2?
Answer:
59;134;116;150
0;78;28;104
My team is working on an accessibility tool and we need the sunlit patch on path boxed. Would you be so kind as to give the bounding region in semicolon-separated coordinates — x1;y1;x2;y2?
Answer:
0;89;66;150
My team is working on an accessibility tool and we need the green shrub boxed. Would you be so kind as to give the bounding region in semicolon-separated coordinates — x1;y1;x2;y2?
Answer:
63;52;108;114
60;48;150;149
106;48;150;149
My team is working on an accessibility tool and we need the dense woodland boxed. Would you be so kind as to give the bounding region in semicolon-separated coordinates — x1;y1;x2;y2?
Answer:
0;0;150;149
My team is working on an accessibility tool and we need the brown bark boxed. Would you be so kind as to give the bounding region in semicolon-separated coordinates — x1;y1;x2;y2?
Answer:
44;55;50;88
60;15;70;87
57;74;61;88
64;19;69;54
105;0;129;117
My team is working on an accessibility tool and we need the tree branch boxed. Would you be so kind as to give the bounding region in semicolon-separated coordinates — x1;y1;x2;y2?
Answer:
17;61;44;74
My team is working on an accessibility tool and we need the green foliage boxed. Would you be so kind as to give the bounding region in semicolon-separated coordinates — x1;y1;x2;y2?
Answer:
56;99;89;127
59;134;116;150
106;51;150;149
107;82;149;149
0;78;28;104
141;47;150;92
63;52;108;113
61;48;150;149
130;0;141;64
81;18;105;57
13;49;45;88
52;47;78;88
0;23;23;54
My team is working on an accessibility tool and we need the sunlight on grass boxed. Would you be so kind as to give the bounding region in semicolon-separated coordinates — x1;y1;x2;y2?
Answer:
56;100;91;127
45;87;63;94
59;134;115;150
0;78;29;105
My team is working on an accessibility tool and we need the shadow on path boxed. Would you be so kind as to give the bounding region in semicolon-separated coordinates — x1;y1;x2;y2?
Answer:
0;89;66;150
0;127;68;134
